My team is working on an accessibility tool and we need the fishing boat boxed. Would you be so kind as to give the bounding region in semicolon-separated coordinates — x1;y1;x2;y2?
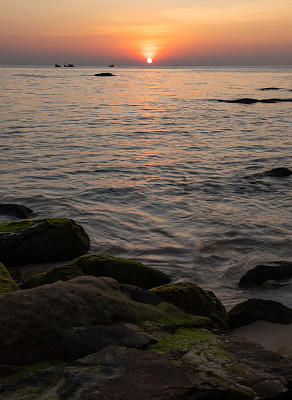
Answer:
108;64;115;67
64;63;75;67
55;63;61;67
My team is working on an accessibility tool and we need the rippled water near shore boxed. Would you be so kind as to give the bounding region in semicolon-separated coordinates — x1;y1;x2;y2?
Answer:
1;65;291;308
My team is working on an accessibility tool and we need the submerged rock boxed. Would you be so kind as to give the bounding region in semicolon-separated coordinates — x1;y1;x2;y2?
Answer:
239;261;292;287
0;263;19;296
150;282;229;330
265;167;292;177
0;203;33;219
228;298;292;328
0;218;90;266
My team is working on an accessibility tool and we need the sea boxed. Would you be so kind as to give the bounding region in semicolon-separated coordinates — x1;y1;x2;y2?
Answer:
0;65;291;310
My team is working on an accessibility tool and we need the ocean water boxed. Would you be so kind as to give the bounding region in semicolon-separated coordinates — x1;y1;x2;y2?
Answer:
1;65;291;309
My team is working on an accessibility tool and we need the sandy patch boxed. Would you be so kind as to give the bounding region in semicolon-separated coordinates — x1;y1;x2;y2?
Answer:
233;320;292;359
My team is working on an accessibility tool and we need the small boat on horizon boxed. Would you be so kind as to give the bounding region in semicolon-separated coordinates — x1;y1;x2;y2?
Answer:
64;63;75;67
108;64;115;67
55;63;61;67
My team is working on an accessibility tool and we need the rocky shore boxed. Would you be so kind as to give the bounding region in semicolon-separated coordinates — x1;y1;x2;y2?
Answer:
0;207;292;399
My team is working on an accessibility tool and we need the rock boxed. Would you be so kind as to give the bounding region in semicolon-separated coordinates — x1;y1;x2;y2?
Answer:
217;98;292;104
239;261;292;287
0;345;255;400
68;254;171;289
150;282;229;330
20;263;85;289
94;72;115;76
228;298;292;328
265;167;292;177
0;203;33;219
20;254;171;290
0;263;19;296
0;276;209;363
0;218;90;266
259;87;280;91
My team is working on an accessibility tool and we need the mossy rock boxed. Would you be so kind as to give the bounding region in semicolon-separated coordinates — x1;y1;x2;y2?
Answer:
0;263;19;295
150;282;229;330
229;298;292;329
20;264;85;289
0;218;90;266
0;203;33;219
68;254;171;289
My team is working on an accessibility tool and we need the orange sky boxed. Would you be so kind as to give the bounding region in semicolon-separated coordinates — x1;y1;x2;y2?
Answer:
1;0;291;65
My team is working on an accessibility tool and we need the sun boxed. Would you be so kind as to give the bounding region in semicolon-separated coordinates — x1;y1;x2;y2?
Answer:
146;58;153;64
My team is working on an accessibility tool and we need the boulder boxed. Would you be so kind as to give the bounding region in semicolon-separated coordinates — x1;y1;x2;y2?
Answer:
0;218;90;266
239;261;292;287
0;276;210;364
20;263;85;289
68;254;171;289
265;167;292;177
0;263;19;296
150;282;229;330
228;298;292;328
0;203;33;219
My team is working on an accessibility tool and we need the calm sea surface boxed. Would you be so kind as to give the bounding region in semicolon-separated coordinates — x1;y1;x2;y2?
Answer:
1;65;291;308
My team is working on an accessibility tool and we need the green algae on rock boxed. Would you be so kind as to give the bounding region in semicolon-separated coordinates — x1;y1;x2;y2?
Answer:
68;254;171;289
20;264;85;289
0;218;90;266
150;282;229;330
0;263;19;295
21;254;171;290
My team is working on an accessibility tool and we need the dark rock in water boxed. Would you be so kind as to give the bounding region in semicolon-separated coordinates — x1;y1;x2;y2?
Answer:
150;282;229;330
228;298;292;328
259;87;280;91
239;261;292;287
0;218;90;266
94;72;115;76
68;254;171;290
265;167;292;177
217;97;292;104
0;203;33;219
0;263;19;295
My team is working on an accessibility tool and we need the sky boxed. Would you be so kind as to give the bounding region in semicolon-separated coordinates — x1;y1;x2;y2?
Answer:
1;0;291;66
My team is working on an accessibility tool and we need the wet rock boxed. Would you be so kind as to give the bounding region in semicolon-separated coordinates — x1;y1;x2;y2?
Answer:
228;298;292;328
94;72;115;76
68;254;171;289
259;87;280;91
0;263;19;296
0;218;90;266
0;345;255;400
239;261;292;287
217;98;292;104
265;167;292;177
20;254;171;290
0;276;207;363
150;282;229;330
0;203;33;219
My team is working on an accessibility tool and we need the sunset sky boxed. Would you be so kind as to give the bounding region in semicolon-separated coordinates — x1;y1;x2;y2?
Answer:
1;0;291;65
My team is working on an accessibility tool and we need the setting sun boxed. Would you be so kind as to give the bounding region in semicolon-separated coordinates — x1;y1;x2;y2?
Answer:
147;58;153;64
